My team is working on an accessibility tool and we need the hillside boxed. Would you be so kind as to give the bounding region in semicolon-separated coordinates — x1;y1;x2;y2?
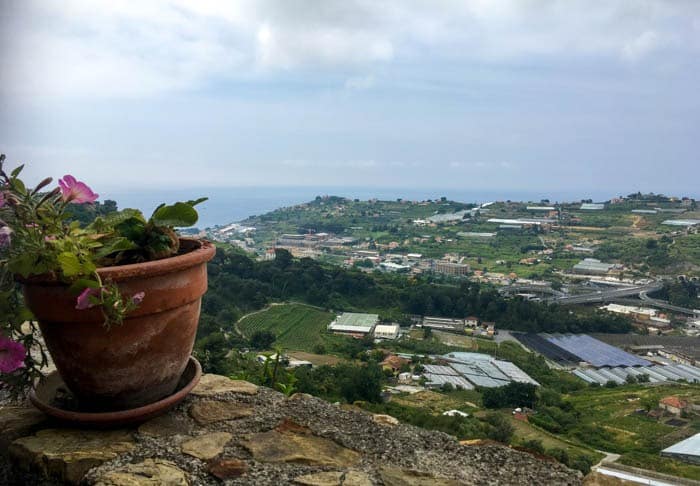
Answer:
0;374;581;485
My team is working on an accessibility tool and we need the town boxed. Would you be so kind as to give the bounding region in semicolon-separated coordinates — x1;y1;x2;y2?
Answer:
184;191;700;484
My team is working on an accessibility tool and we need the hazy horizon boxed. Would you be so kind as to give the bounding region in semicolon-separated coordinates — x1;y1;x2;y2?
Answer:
103;185;698;229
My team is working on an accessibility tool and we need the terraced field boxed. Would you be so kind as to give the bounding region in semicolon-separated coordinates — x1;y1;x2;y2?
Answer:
237;303;347;352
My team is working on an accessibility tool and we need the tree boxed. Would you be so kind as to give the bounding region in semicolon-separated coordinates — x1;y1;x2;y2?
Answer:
249;330;276;350
547;448;569;466
521;439;545;455
274;248;293;269
482;382;537;409
641;396;657;413
484;413;514;444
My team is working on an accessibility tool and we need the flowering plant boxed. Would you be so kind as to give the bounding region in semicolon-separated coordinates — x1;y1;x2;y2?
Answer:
0;154;206;391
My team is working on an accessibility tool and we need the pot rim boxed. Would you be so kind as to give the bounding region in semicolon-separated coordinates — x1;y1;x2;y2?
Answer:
98;237;215;280
19;237;215;285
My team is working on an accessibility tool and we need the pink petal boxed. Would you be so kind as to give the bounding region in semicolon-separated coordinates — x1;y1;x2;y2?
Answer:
131;291;145;305
76;287;101;310
0;336;26;373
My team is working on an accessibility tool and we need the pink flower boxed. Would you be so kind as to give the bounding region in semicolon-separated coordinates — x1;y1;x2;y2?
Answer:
0;226;11;248
0;336;26;374
0;191;5;208
131;291;145;305
58;175;99;204
75;287;103;310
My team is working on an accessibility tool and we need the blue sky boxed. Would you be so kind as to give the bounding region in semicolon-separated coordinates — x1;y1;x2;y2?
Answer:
1;1;699;197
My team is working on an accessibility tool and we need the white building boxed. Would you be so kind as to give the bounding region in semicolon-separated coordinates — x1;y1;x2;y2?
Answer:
373;324;400;340
328;312;379;336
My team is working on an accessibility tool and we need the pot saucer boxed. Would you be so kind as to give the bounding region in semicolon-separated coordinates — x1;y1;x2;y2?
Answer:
29;356;202;428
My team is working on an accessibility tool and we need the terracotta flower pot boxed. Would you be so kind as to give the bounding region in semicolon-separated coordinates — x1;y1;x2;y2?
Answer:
22;238;215;411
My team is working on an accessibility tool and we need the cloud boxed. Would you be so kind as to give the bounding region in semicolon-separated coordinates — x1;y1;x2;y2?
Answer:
621;31;662;62
1;0;699;99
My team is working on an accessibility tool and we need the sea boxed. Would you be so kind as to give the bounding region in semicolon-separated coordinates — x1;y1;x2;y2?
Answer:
100;186;643;229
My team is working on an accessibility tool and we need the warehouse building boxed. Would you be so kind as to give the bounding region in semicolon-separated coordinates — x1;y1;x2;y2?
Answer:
421;316;465;331
580;203;605;210
328;312;379;337
572;258;619;275
373;324;400;340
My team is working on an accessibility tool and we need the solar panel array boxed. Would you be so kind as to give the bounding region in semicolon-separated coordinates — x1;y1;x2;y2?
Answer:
422;353;539;389
572;364;700;385
512;333;581;365
546;335;651;367
422;364;459;376
423;373;475;390
449;363;510;388
493;360;540;386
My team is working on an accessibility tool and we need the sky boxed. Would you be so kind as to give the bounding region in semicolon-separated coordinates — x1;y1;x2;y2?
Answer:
1;0;699;198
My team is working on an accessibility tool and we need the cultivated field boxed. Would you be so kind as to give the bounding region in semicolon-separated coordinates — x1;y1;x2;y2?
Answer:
237;303;345;353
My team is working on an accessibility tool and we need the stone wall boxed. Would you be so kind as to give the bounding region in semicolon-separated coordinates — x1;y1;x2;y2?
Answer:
0;374;581;485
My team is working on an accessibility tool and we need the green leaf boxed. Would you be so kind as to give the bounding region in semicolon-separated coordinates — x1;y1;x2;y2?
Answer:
95;237;138;258
8;253;37;277
57;252;82;277
12;178;26;195
115;217;147;242
11;164;24;178
151;202;198;227
97;208;146;227
186;197;208;207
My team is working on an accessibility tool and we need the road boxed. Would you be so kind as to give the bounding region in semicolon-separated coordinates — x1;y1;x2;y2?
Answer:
503;280;700;316
545;282;663;305
639;290;700;316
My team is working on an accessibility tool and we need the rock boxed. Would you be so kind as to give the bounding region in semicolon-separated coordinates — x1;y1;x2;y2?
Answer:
293;471;344;485
191;374;258;397
275;417;312;434
207;458;248;480
293;470;372;486
188;400;253;426
379;466;464;486
372;414;399;427
241;430;361;468
181;432;232;460
138;414;193;438
287;392;314;401
10;428;135;484
343;471;374;486
0;407;47;453
92;459;188;486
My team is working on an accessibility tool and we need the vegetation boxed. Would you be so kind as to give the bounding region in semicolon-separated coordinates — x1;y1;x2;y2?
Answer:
653;280;700;309
201;246;631;335
482;382;538;409
237;303;341;353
